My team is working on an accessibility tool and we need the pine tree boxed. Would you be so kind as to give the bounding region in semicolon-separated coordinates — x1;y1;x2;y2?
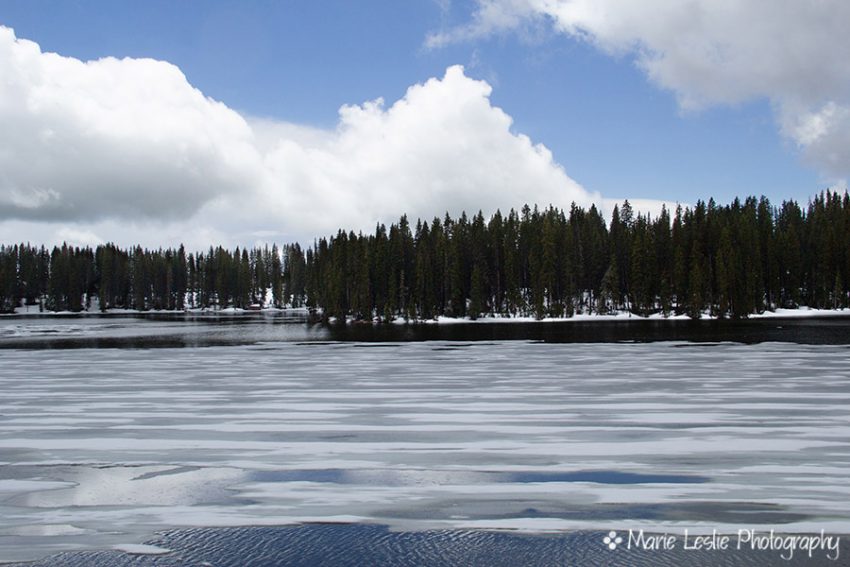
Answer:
687;240;706;319
0;246;18;313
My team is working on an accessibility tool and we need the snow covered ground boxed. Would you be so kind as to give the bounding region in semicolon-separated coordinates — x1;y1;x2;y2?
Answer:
8;300;848;323
1;339;849;562
400;306;850;324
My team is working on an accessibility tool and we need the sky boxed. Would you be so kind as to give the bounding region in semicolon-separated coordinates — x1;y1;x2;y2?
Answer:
0;0;847;250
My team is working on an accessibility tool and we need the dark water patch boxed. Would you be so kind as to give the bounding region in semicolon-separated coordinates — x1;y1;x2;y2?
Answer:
10;524;845;567
431;342;495;351
0;335;246;350
131;466;202;482
506;470;710;484
249;469;709;487
672;341;741;347
379;500;811;525
325;316;850;345
4;313;850;349
252;469;349;483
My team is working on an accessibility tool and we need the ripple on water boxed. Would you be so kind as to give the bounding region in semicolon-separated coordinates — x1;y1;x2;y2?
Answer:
9;525;848;567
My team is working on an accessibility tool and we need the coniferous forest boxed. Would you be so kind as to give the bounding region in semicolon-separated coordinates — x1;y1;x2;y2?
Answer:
2;192;850;320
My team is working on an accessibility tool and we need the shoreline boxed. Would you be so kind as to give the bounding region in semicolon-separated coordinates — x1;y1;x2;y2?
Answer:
393;306;850;325
3;304;849;323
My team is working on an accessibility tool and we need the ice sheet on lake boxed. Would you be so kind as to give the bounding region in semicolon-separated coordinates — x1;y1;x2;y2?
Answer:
1;340;849;561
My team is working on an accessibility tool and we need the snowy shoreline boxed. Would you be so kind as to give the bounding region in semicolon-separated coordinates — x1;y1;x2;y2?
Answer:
341;306;849;325
401;307;850;324
2;304;310;317
4;304;849;323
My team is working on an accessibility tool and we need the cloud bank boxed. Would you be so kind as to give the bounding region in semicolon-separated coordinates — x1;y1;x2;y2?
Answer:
429;0;850;180
0;27;260;223
0;26;604;249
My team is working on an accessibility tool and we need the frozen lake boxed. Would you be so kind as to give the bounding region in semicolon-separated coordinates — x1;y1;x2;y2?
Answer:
1;315;849;564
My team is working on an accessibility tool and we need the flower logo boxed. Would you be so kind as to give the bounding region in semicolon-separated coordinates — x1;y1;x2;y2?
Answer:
603;530;623;550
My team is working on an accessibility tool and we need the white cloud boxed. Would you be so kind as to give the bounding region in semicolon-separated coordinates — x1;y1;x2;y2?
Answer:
780;101;850;182
54;226;104;248
426;0;540;49
0;26;262;223
0;26;615;248
431;0;850;178
253;65;598;240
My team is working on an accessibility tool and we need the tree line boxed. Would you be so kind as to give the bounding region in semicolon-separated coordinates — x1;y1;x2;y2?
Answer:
1;192;849;319
0;243;306;313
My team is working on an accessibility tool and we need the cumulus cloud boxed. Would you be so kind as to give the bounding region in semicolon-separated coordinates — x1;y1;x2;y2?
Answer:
0;25;604;247
253;65;597;239
429;0;850;179
0;26;261;223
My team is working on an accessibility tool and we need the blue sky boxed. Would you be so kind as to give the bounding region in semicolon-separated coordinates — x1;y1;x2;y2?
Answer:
0;1;846;247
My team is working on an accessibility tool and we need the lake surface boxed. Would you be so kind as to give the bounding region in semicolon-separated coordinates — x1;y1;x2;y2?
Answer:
1;314;849;565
